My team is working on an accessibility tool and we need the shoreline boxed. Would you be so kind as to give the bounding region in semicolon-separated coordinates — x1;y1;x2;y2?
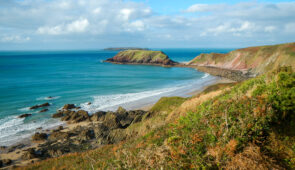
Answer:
0;74;233;169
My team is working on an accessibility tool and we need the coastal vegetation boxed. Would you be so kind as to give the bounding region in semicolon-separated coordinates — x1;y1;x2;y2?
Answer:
22;66;295;169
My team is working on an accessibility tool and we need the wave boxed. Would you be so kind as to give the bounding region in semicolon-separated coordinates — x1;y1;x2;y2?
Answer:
0;116;63;146
36;96;61;101
202;73;210;79
18;107;30;112
80;86;184;113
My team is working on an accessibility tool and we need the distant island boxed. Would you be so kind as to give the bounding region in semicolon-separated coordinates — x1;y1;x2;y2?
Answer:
103;47;150;51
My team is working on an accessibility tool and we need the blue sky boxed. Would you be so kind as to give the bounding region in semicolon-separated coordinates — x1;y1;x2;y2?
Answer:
0;0;295;50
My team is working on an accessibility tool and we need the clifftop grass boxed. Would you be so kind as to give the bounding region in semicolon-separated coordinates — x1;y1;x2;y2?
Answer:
106;50;177;65
23;67;295;169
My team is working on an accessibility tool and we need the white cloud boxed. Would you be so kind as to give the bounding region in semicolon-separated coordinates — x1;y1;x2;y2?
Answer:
119;9;133;21
37;18;89;35
185;4;224;12
67;18;89;33
1;35;30;43
264;26;276;32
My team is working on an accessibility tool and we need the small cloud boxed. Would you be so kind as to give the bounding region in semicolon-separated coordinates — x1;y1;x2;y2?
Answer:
1;35;30;43
37;18;89;35
264;26;276;32
67;18;89;33
185;4;224;13
119;8;133;21
92;7;101;14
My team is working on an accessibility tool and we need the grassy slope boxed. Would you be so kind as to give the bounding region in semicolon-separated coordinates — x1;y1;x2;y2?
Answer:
115;50;170;63
189;42;295;75
23;67;295;169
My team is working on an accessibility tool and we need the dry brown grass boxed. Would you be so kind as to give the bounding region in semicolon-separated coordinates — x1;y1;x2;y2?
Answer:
225;144;283;170
167;87;230;122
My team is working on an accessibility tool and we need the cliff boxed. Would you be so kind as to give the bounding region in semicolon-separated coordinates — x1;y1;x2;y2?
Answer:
105;50;177;66
188;42;295;78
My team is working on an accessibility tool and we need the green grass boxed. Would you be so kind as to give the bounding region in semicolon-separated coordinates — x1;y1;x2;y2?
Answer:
23;67;295;169
150;96;187;113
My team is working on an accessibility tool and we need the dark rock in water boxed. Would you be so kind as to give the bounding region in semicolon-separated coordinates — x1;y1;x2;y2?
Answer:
30;102;50;110
75;106;81;109
87;102;91;105
32;132;47;141
18;113;32;118
22;148;37;160
48;96;53;99
36;127;42;130
39;109;48;113
62;104;76;110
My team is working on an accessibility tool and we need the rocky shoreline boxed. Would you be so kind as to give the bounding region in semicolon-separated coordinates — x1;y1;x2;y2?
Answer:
0;104;151;169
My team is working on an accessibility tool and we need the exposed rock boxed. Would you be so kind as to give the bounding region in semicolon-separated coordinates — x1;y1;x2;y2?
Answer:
48;131;73;141
62;104;76;110
18;113;32;118
52;111;64;118
32;132;47;141
39;109;49;113
79;129;95;141
30;102;50;110
116;106;127;114
2;159;12;166
90;111;106;122
87;102;91;105
103;112;120;129
22;148;37;160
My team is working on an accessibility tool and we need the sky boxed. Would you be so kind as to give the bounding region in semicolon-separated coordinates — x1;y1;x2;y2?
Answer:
0;0;295;50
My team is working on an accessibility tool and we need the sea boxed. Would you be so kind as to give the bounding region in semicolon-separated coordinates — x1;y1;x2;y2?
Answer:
0;48;232;146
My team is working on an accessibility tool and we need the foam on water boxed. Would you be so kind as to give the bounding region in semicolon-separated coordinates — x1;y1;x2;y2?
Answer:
36;96;61;101
81;74;217;113
18;107;30;112
81;86;182;113
0;116;63;146
202;73;210;79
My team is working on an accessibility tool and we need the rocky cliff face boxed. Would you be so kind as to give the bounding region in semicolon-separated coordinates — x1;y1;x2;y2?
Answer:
105;50;177;65
188;42;295;76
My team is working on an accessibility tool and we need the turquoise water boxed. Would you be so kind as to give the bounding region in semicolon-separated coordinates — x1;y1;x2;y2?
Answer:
0;48;232;146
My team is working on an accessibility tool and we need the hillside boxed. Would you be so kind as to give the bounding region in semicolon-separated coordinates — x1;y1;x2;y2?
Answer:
21;66;295;169
188;42;295;76
105;50;177;65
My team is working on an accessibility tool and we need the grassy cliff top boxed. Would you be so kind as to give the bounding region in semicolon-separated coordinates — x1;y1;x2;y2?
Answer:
189;42;295;75
106;50;177;65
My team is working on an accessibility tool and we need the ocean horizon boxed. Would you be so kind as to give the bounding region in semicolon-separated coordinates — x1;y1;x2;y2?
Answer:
0;48;232;146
